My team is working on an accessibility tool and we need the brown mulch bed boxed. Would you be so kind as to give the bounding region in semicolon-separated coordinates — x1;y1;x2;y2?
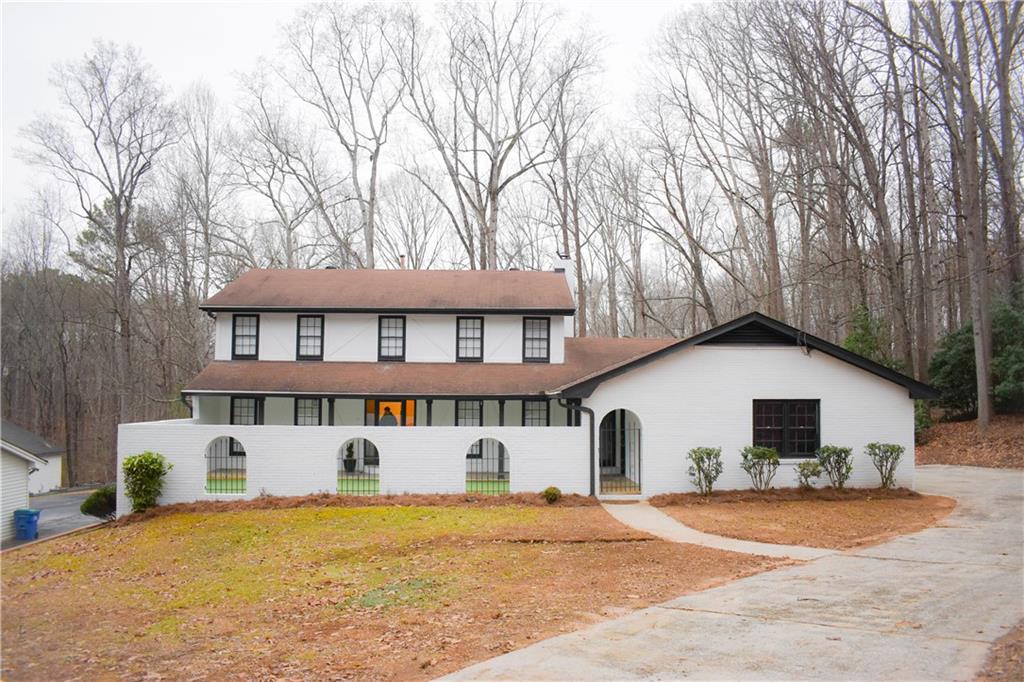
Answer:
2;504;783;681
651;487;956;550
976;621;1024;681
119;491;597;525
916;414;1024;469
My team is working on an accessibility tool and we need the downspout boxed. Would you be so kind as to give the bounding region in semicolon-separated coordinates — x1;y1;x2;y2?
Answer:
555;396;596;497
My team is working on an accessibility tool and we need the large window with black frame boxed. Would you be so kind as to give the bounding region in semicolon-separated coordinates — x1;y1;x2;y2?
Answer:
294;398;321;426
456;316;483;361
752;400;820;458
232;314;259;359
522;399;549;427
522;317;550;362
378;316;406;361
296;315;324;360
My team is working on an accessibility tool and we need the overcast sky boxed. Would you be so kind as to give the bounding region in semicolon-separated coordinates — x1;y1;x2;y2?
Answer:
1;1;679;234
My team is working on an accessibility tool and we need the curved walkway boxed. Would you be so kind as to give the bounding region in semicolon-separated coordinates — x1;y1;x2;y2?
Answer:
445;466;1023;681
602;501;834;560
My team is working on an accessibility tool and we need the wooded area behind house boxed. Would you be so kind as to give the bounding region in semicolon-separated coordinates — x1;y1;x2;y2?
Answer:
2;1;1020;484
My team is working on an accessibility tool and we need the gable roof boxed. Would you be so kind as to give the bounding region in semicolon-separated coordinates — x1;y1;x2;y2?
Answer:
183;337;676;398
200;269;576;315
557;312;939;399
1;420;64;458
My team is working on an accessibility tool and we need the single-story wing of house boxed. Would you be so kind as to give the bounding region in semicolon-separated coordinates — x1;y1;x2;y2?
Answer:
2;420;65;495
116;259;936;516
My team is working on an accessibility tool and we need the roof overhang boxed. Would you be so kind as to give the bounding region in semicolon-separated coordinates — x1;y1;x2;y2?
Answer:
558;312;939;400
1;442;49;467
199;306;576;316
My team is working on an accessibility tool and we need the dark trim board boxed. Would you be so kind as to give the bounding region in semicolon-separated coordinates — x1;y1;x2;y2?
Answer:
559;312;938;400
203;305;576;316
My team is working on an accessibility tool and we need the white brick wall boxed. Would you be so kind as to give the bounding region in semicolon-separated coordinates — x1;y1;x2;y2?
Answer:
584;345;915;496
116;421;588;516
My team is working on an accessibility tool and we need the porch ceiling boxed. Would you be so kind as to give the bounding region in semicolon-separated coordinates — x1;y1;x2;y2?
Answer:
183;337;675;398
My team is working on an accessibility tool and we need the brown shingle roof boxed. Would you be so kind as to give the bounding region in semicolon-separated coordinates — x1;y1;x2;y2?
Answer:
200;269;576;313
183;337;675;397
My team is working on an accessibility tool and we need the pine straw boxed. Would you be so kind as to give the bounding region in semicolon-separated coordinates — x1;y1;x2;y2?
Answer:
649;486;920;507
976;621;1024;682
916;414;1024;469
117;491;597;525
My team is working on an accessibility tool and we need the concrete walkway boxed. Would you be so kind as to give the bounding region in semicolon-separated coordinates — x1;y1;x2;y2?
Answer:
446;466;1023;681
603;501;834;560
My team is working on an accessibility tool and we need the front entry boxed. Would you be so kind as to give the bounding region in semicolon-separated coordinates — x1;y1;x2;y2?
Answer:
365;399;416;426
599;409;641;494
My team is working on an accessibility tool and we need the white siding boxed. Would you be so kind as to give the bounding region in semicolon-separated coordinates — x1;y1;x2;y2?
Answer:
212;312;568;364
584;345;915;497
2;451;31;542
27;455;62;494
116;421;589;516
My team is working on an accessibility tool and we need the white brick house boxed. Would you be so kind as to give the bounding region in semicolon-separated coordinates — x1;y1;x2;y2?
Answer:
116;260;935;515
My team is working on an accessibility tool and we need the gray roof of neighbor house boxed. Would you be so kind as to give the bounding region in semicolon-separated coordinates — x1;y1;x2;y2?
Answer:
1;420;64;458
200;269;577;314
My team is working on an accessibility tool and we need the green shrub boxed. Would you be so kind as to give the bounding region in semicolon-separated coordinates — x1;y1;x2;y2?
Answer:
929;296;1024;417
122;451;173;513
80;484;117;520
914;400;933;442
687;447;723;495
739;446;780;491
796;461;822;489
815;445;853;489
542;486;561;504
865;442;904;489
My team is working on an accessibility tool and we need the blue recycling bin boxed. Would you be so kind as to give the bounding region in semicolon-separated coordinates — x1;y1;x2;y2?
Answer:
14;509;41;541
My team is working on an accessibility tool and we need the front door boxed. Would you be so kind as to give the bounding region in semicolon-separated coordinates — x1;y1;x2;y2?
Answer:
365;399;416;426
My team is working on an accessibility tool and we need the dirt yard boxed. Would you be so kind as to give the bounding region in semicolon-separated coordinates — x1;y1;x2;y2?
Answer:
976;621;1024;681
917;414;1024;468
651;488;956;549
1;503;782;681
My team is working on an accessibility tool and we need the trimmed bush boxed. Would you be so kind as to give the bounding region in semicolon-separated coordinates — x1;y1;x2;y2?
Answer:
542;486;562;504
80;484;117;520
122;451;173;513
687;447;723;495
865;442;904;489
816;445;853;489
740;446;780;491
796;461;823;489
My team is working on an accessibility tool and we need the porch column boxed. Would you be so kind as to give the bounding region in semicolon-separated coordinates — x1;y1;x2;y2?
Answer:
426;399;433;426
497;399;506;477
498;399;505;426
328;398;335;426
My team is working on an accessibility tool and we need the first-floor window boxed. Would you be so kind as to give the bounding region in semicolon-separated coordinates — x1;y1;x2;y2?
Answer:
294;398;322;426
230;396;263;455
752;399;819;458
522;399;549;427
457;400;483;457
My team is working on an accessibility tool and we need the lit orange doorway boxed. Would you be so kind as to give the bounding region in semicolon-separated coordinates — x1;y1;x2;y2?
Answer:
365;399;416;426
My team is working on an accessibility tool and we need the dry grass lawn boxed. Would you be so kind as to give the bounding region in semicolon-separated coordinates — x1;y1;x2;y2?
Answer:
2;504;782;680
652;488;956;549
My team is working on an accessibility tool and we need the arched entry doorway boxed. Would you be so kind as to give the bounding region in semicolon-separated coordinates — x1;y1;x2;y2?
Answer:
338;438;380;495
205;436;246;494
599;409;641;494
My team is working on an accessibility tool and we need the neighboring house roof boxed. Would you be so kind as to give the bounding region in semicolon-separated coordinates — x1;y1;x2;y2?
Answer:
183;337;677;398
200;269;577;315
1;420;64;458
557;312;938;399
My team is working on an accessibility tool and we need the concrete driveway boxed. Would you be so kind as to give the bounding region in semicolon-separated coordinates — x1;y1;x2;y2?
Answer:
2;488;102;550
446;466;1023;681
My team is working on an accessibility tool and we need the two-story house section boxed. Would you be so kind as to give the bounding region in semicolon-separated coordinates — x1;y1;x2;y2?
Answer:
116;258;935;515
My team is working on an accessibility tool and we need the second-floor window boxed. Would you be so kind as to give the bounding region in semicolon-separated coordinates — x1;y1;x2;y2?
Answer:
523;317;550;363
378;316;406;361
456;316;484;362
296;315;324;360
294;398;322;426
232;315;259;359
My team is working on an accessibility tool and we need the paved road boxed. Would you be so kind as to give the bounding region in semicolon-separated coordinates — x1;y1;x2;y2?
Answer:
2;488;101;549
447;466;1023;681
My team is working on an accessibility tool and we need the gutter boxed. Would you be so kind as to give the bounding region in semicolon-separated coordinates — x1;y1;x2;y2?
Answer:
555;396;596;497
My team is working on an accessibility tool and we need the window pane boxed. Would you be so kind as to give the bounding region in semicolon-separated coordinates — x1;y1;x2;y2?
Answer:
788;401;818;457
524;400;547;426
233;315;258;357
379;317;405;358
295;398;320;426
524;318;548;360
232;398;257;425
298;316;322;358
457;318;483;360
752;401;784;452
